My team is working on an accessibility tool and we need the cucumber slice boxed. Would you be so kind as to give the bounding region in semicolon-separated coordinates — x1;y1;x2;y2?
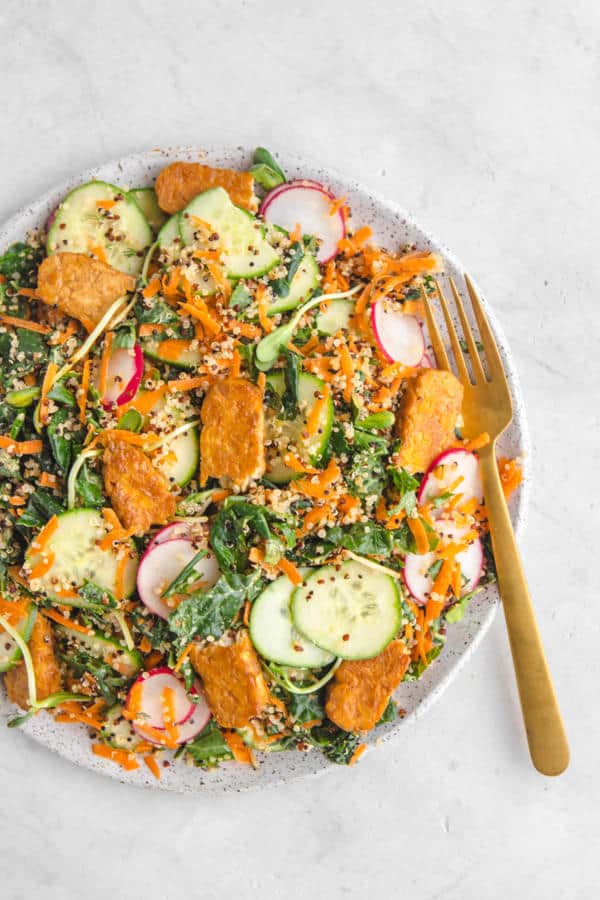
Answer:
268;253;320;316
179;187;280;279
129;188;167;233
0;603;36;673
56;622;142;678
141;338;204;371
100;704;143;750
250;571;335;668
47;181;153;276
316;298;355;335
291;559;401;660
155;427;199;487
266;372;334;483
157;213;182;250
25;509;138;606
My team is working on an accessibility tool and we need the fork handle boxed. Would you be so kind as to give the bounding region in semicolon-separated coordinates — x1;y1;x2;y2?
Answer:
478;443;569;775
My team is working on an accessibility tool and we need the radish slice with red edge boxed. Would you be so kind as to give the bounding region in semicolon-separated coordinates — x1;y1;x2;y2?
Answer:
418;448;484;508
403;520;484;606
260;180;346;263
125;667;195;729
370;300;425;367
147;521;193;552
258;178;325;215
101;342;144;409
136;538;220;620
133;698;211;747
420;352;435;369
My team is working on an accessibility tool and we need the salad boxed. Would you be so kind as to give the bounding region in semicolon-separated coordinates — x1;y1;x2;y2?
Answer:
0;148;523;777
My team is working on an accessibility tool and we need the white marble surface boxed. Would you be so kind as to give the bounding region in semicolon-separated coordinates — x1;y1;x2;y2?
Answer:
0;1;598;897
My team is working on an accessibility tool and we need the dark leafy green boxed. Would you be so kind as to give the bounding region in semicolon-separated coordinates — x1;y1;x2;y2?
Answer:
75;461;104;508
181;720;233;768
16;489;64;532
0;242;43;286
286;691;324;724
280;349;301;420
168;570;263;644
310;724;362;765
270;242;304;298
47;408;75;471
325;522;392;557
377;698;397;725
210;497;296;574
229;282;252;311
62;649;128;704
134;298;178;325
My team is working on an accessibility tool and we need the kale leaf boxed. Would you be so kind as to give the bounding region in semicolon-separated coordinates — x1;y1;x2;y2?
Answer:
16;489;64;532
280;349;301;420
168;570;263;644
325;522;393;557
0;242;43;286
62;649;128;704
181;720;233;768
310;724;362;765
75;461;104;508
210;497;296;574
286;691;324;725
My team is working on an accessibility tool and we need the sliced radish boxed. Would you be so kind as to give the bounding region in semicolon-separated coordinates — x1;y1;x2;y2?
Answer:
136;538;220;620
101;342;144;409
403;520;484;606
147;521;193;551
418;448;484;508
420;352;435;369
125;667;195;729
133;700;211;747
258;178;324;214
370;300;425;366
260;180;345;263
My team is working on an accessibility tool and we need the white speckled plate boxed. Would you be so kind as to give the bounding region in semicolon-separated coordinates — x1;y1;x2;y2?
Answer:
0;148;530;791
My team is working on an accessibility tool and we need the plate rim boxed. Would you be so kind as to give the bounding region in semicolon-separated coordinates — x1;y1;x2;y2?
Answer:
0;145;531;792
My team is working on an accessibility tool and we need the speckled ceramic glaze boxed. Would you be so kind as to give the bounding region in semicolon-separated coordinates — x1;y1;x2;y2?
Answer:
0;148;530;792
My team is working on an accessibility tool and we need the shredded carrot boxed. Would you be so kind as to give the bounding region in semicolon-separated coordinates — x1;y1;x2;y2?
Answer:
161;686;179;746
223;730;255;765
256;284;274;333
235;321;262;339
141;277;162;300
0;435;43;455
0;596;30;623
138;322;165;338
139;635;152;655
30;514;59;552
451;561;462;600
28;552;55;580
306;383;331;436
92;743;139;771
289;222;302;243
430;557;454;602
8;495;26;506
205;261;232;301
498;457;523;500
339;344;355;403
39;472;58;490
277;557;304;586
230;346;241;378
337;493;361;516
44;608;94;635
329;194;348;217
77;357;91;425
98;331;113;400
407;516;430;554
464;432;491;452
144;755;161;780
295;458;341;499
0;314;51;335
349;742;367;766
96;199;117;210
243;600;251;626
167;376;207;392
282;452;319;475
415;608;428;666
39;361;58;425
122;385;166;416
178;300;220;335
99;429;156;447
296;503;333;537
173;642;194;673
338;226;372;256
114;551;129;600
375;496;388;522
257;372;266;392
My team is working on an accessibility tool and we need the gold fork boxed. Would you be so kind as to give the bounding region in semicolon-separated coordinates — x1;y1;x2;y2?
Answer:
421;275;569;776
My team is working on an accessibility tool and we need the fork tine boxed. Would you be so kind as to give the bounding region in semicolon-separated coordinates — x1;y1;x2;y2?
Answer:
449;277;487;383
463;274;506;382
433;279;471;384
420;285;450;371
